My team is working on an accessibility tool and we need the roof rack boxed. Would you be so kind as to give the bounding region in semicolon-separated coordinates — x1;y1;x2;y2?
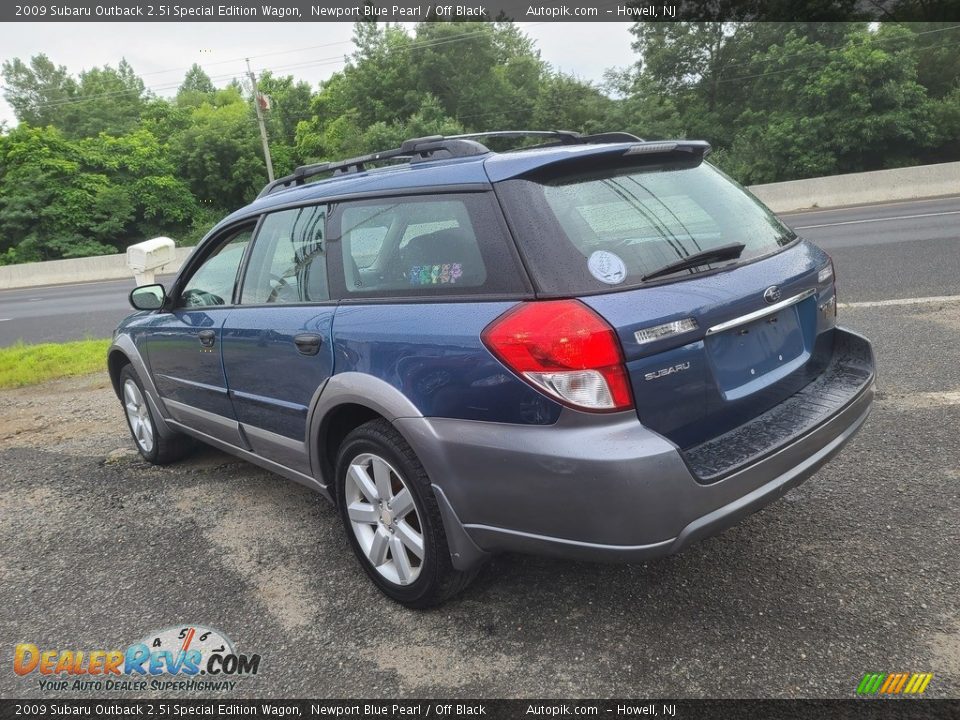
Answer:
256;130;646;198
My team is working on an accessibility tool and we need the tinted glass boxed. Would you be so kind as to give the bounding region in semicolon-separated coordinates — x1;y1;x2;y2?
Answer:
241;205;328;304
336;195;515;297
180;227;252;307
498;163;796;294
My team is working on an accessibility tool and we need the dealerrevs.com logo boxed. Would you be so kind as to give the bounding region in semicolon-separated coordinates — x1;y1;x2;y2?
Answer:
14;625;261;692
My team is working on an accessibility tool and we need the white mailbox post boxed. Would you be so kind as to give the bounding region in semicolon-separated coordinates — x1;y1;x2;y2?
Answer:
126;237;176;286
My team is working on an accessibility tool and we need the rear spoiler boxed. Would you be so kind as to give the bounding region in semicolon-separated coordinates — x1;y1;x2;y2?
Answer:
485;140;712;183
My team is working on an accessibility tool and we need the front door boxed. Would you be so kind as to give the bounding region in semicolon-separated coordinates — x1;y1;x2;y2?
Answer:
144;224;254;445
221;205;335;474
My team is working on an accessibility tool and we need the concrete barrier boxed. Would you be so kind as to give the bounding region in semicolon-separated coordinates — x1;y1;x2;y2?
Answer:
749;160;960;213
1;160;957;289
0;246;194;290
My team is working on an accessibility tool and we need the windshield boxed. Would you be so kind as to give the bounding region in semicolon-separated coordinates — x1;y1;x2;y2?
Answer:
497;162;796;294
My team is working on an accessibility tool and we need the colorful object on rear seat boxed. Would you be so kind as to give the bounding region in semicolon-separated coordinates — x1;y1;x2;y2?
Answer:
409;263;464;285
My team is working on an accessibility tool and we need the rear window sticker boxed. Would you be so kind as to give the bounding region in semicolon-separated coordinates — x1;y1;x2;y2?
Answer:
409;263;463;285
588;250;626;285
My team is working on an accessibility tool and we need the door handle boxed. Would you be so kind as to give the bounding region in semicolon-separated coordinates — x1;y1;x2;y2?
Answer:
198;329;216;348
293;333;323;356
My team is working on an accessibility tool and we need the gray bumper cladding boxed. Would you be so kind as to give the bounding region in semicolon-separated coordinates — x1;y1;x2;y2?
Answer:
682;328;875;483
397;327;875;568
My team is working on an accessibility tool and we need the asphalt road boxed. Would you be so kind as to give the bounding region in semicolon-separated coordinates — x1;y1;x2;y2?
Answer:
0;195;958;346
0;194;959;701
0;273;176;347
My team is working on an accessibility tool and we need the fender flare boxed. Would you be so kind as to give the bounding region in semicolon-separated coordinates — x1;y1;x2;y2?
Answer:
107;335;178;439
305;372;489;571
306;371;424;484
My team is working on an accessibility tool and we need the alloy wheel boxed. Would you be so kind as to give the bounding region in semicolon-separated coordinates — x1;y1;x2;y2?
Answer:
123;378;154;454
344;452;425;586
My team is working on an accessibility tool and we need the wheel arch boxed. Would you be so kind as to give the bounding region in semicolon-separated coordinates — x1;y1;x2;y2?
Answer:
107;336;178;439
308;372;426;495
107;347;132;399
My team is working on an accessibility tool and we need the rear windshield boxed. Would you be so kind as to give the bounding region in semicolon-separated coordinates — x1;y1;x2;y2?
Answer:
497;163;796;295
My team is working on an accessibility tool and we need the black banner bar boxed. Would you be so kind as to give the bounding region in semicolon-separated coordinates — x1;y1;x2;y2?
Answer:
2;700;960;720
3;0;960;23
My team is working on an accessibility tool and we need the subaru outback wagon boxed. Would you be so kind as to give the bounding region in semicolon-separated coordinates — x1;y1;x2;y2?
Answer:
110;131;876;607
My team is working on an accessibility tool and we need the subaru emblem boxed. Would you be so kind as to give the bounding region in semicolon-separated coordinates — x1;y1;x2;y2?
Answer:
763;286;782;304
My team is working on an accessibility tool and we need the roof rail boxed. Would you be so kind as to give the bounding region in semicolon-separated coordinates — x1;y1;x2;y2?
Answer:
256;130;646;198
256;135;489;198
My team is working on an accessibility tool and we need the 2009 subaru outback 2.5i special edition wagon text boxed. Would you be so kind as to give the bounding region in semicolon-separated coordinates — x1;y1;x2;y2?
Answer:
110;130;875;607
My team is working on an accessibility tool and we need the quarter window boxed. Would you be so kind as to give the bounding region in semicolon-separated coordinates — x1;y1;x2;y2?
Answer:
338;196;496;296
241;205;328;304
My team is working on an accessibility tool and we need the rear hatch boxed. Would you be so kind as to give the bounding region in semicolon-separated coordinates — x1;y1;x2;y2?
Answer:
493;144;840;451
583;247;834;449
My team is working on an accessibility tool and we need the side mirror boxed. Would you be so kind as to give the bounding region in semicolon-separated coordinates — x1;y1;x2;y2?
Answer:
130;284;166;311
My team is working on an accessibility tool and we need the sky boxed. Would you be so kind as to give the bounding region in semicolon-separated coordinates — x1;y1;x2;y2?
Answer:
0;22;637;128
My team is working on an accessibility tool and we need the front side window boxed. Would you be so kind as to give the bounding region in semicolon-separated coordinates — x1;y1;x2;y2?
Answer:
179;226;253;307
241;205;328;304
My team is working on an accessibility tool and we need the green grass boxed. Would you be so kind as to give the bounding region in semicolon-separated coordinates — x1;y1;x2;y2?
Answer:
0;338;111;389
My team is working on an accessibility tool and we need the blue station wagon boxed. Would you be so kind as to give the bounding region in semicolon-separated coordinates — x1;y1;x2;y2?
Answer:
109;131;876;607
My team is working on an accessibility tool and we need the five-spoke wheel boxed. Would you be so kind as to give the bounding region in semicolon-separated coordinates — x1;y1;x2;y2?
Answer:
336;418;479;607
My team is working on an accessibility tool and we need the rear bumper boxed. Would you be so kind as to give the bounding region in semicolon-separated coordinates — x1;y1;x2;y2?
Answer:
397;328;875;570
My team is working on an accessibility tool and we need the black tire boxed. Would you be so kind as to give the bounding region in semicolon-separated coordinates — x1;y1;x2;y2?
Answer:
118;364;193;465
335;418;477;608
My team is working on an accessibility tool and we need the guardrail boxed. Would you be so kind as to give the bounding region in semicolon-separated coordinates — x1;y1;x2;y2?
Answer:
749;160;960;213
0;246;194;290
1;160;957;290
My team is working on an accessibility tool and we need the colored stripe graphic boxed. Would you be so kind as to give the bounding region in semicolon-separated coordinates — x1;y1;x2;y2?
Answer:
879;674;897;693
857;673;883;694
857;672;933;695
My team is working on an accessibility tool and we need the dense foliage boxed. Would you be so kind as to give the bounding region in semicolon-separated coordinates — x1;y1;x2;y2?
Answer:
1;21;957;264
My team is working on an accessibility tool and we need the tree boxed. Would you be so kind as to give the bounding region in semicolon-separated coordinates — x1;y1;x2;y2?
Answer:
0;125;195;264
177;64;216;108
1;54;78;129
532;73;614;134
179;64;216;95
170;87;267;209
1;55;147;138
718;24;938;182
70;59;147;137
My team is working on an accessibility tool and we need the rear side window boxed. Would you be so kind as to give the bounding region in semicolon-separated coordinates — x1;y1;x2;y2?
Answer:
329;193;527;298
497;163;796;295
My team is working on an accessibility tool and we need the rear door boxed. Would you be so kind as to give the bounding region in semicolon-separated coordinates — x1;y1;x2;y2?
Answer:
143;223;254;445
220;204;335;475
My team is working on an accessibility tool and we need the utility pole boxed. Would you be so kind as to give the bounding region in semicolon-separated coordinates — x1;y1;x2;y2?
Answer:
246;58;275;182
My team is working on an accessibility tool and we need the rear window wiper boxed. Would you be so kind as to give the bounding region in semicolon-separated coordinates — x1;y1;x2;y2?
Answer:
641;242;747;282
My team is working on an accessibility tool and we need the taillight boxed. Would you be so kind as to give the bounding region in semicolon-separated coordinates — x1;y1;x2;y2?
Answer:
819;255;837;319
481;300;634;412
